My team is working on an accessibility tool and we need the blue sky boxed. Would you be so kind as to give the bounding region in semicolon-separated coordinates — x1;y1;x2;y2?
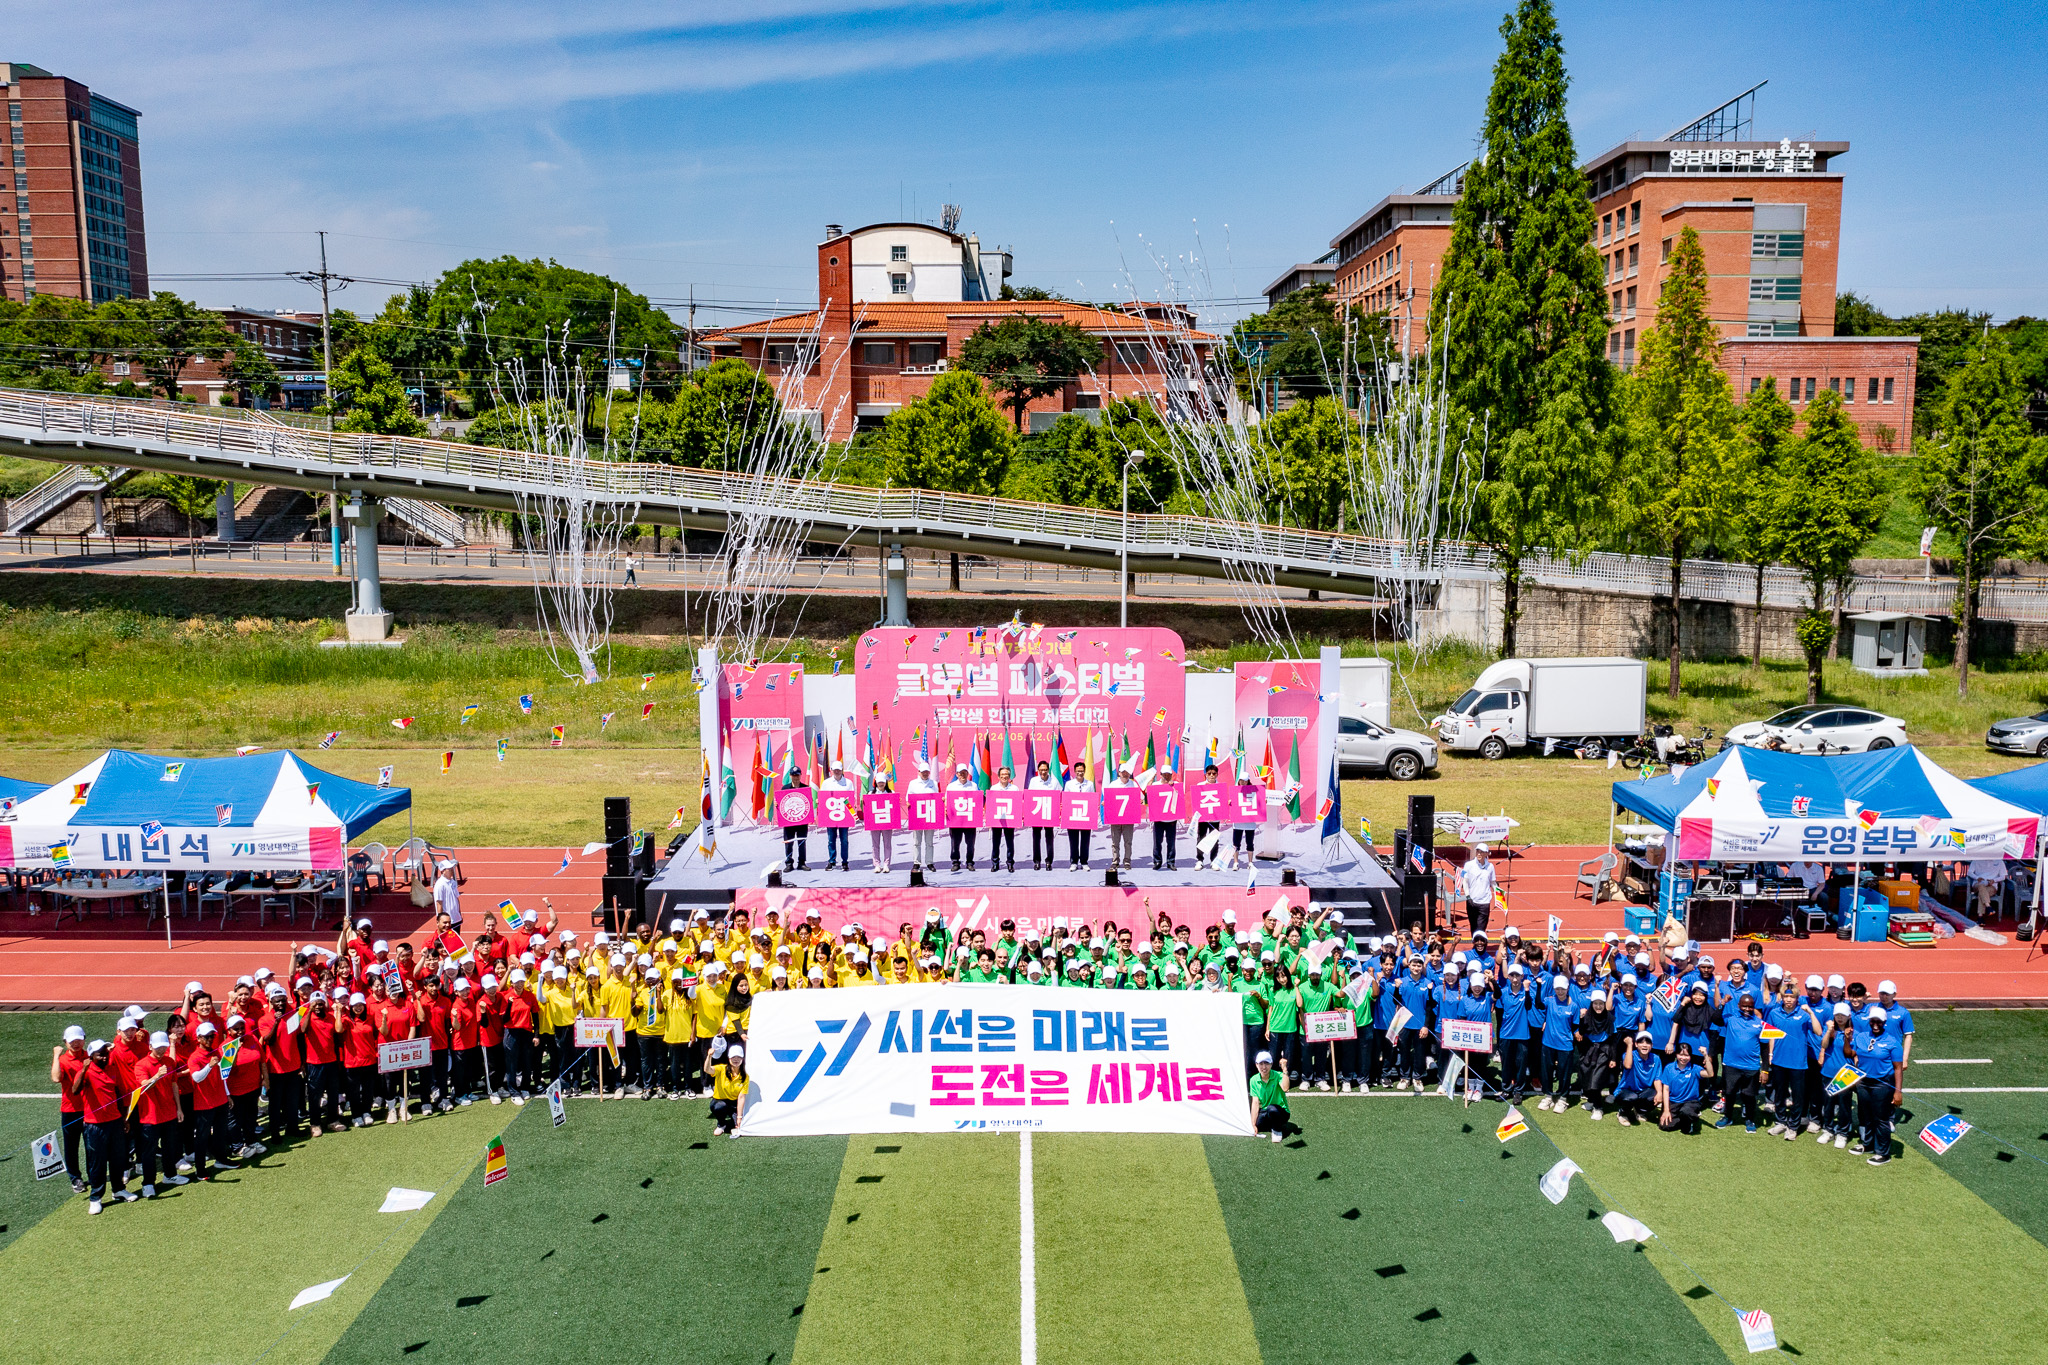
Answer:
15;0;2046;327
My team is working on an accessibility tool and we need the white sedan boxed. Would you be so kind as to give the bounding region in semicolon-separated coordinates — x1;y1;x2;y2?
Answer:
1721;704;1907;755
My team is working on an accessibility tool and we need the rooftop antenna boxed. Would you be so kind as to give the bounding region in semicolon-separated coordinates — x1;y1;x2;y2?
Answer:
1666;80;1767;142
941;203;961;234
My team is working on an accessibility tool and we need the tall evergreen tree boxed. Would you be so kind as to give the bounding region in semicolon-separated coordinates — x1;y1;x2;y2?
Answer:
1426;0;1612;655
1732;377;1795;668
1912;337;2048;697
1625;225;1740;698
1762;389;1884;702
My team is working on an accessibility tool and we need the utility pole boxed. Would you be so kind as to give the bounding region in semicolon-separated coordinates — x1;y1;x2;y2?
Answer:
289;231;349;575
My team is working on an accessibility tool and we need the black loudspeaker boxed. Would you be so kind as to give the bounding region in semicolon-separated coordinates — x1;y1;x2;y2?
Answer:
633;832;656;877
604;797;631;877
1406;793;1436;853
1689;896;1735;943
600;874;650;932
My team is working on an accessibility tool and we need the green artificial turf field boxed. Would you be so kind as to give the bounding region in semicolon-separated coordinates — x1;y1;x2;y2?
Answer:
0;1009;2044;1365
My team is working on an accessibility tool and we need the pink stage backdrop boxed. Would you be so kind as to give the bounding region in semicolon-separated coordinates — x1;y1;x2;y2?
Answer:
739;884;1314;945
852;626;1187;789
723;661;807;786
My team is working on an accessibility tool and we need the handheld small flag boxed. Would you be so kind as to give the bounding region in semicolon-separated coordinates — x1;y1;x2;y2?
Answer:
215;803;233;826
641;702;656;719
49;841;72;868
1495;1106;1528;1142
460;704;480;724
1547;914;1563;939
550;725;566;748
318;731;341;750
1824;1065;1861;1097
377;765;394;788
483;1135;508;1185
518;695;535;714
1919;1113;1972;1155
497;899;517;920
391;717;414;730
218;1037;241;1086
440;751;454;775
496;738;509;763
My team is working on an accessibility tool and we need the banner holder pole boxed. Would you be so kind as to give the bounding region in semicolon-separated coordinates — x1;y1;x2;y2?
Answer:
163;878;173;951
402;1067;410;1123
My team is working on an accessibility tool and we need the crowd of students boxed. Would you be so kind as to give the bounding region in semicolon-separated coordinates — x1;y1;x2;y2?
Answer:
46;898;1919;1216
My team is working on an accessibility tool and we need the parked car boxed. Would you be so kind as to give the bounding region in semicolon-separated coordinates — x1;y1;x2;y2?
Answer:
1986;711;2048;757
1336;715;1438;780
1721;705;1907;754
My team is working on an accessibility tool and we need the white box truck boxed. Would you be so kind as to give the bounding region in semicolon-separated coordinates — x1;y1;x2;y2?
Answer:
1339;657;1393;726
1433;657;1646;759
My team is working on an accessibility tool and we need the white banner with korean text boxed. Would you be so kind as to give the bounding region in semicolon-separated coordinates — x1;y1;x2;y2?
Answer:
738;983;1255;1137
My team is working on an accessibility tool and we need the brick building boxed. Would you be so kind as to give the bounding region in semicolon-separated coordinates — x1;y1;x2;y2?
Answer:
0;62;146;304
97;308;324;406
701;222;1214;440
1305;85;1917;444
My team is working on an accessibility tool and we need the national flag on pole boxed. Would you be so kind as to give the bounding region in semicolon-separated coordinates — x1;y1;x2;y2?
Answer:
460;704;480;724
391;717;414;730
640;673;655;690
377;765;393;788
518;695;535;714
1495;1106;1528;1142
599;712;615;733
440;751;454;775
495;738;508;763
749;738;769;821
721;743;738;817
215;804;233;826
1919;1113;1972;1155
483;1135;508;1185
1284;732;1302;820
550;724;566;748
318;731;340;750
641;702;656;719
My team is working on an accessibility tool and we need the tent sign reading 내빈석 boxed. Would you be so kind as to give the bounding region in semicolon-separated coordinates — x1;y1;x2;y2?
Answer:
739;983;1255;1137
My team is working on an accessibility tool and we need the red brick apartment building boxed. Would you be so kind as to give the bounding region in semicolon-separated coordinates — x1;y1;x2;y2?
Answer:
1281;86;1916;445
702;222;1215;441
0;62;146;304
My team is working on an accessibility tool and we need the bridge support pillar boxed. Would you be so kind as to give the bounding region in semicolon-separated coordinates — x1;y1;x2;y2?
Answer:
214;487;236;542
90;490;107;538
884;543;910;626
343;497;393;641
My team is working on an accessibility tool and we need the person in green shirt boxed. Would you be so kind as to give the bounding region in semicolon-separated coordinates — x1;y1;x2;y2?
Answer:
1233;963;1268;1074
1249;1051;1295;1142
1340;956;1374;1091
1266;964;1303;1084
1295;962;1339;1090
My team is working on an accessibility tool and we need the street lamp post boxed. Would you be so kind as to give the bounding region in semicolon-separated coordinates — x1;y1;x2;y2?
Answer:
1120;449;1143;628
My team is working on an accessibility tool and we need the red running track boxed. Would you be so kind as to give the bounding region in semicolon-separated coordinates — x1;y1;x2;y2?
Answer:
3;844;2044;1008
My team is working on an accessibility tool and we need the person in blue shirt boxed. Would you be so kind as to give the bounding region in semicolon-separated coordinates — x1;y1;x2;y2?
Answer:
1394;956;1434;1091
1816;1003;1856;1148
1613;1031;1662;1126
1577;988;1617;1119
1537;975;1580;1112
1714;992;1768;1132
1657;1042;1706;1134
1848;1007;1904;1165
1611;974;1646;1035
1496;964;1537;1102
1367;951;1400;1088
1763;984;1820;1139
1645;975;1680;1061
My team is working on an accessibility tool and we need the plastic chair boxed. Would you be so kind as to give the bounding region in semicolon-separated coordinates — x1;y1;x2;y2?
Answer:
358;842;391;892
392;838;431;885
1576;851;1618;902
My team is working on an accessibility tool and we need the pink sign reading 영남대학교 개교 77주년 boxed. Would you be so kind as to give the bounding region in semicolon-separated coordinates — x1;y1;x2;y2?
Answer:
1103;787;1144;826
816;792;859;827
863;792;904;831
773;788;816;827
905;792;944;831
1190;782;1228;821
1025;791;1058;827
986;791;1021;828
946;791;984;828
1232;785;1269;823
1059;791;1099;830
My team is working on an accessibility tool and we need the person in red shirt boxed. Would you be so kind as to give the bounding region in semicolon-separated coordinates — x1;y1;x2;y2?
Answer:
378;980;415;1124
185;1021;239;1180
426;975;456;1111
133;1032;190;1197
475;915;509;973
221;1015;268;1160
477;973;509;1102
49;1025;89;1192
338;993;381;1127
166;1014;198;1173
261;983;306;1143
448;977;482;1106
110;1015;150;1183
301;990;344;1134
71;1039;135;1212
504;968;538;1103
364;975;394;1117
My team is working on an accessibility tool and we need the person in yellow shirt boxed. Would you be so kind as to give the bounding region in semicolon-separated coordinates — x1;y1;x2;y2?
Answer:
576;965;601;1018
691;961;731;1096
844;950;879;987
723;973;754;1038
887;955;915;986
661;967;695;1096
710;1045;748;1137
631;968;666;1098
743;952;771;994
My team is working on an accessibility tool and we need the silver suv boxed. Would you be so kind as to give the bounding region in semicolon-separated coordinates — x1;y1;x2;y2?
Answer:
1336;716;1438;781
1987;711;2048;757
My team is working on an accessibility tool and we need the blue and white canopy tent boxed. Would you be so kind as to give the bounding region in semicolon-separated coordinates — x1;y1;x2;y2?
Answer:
1612;745;2038;864
0;749;410;943
0;774;49;810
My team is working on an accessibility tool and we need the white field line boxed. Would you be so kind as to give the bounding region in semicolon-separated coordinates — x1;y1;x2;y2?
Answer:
1020;1129;1036;1365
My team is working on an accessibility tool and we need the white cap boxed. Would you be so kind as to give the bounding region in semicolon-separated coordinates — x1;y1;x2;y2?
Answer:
1603;931;1619;943
772;966;789;980
372;940;389;953
808;966;826;980
646;969;660;981
1573;963;1591;975
295;976;313;989
1634;953;1651;966
693;909;710;921
185;980;204;995
1255;1050;1273;1064
453;978;471;992
1507;964;1525;976
1878;979;1898;996
1451;951;1467;964
594;931;611;945
1868;1006;1888;1022
842;925;858;938
481;973;498;989
254;967;274;981
1764;964;1783;979
87;1038;109;1054
1827;974;1846;989
1671;946;1689;960
705;960;726;975
1590;989;1607;1002
1222;909;1236;922
567;948;583;960
150;1031;170;1049
348;992;366;1006
1621;973;1637;985
926;907;941;921
267;984;287;998
562;930;578;941
669;918;686;932
637;953;653;966
1552;975;1569;989
553;966;569;980
1026;962;1045;977
1260;949;1276;962
727;1046;744;1061
749;953;766;969
521;952;536;965
1444;960;1463;975
609;954;627;969
356;917;373;929
1833;1003;1851;1017
511;969;527;983
1805;974;1825;989
1699;955;1715;967
198;1021;218;1035
63;1025;85;1042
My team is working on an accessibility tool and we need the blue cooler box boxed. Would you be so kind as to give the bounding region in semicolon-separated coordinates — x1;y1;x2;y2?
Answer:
1854;906;1891;943
1624;904;1660;937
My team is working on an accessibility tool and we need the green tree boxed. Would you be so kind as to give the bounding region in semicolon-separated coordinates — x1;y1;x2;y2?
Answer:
1425;0;1612;654
108;293;233;400
1227;285;1385;406
1763;389;1884;701
1732;376;1796;667
998;284;1077;303
1002;399;1176;512
332;345;427;437
1912;337;2048;696
221;334;279;407
877;371;1014;587
957;314;1105;431
608;360;787;469
160;472;223;570
1624;225;1740;698
0;294;111;383
1261;397;1357;531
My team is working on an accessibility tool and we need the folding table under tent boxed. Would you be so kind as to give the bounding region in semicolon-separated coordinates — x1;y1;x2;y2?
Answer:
1611;744;2038;863
0;749;410;943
